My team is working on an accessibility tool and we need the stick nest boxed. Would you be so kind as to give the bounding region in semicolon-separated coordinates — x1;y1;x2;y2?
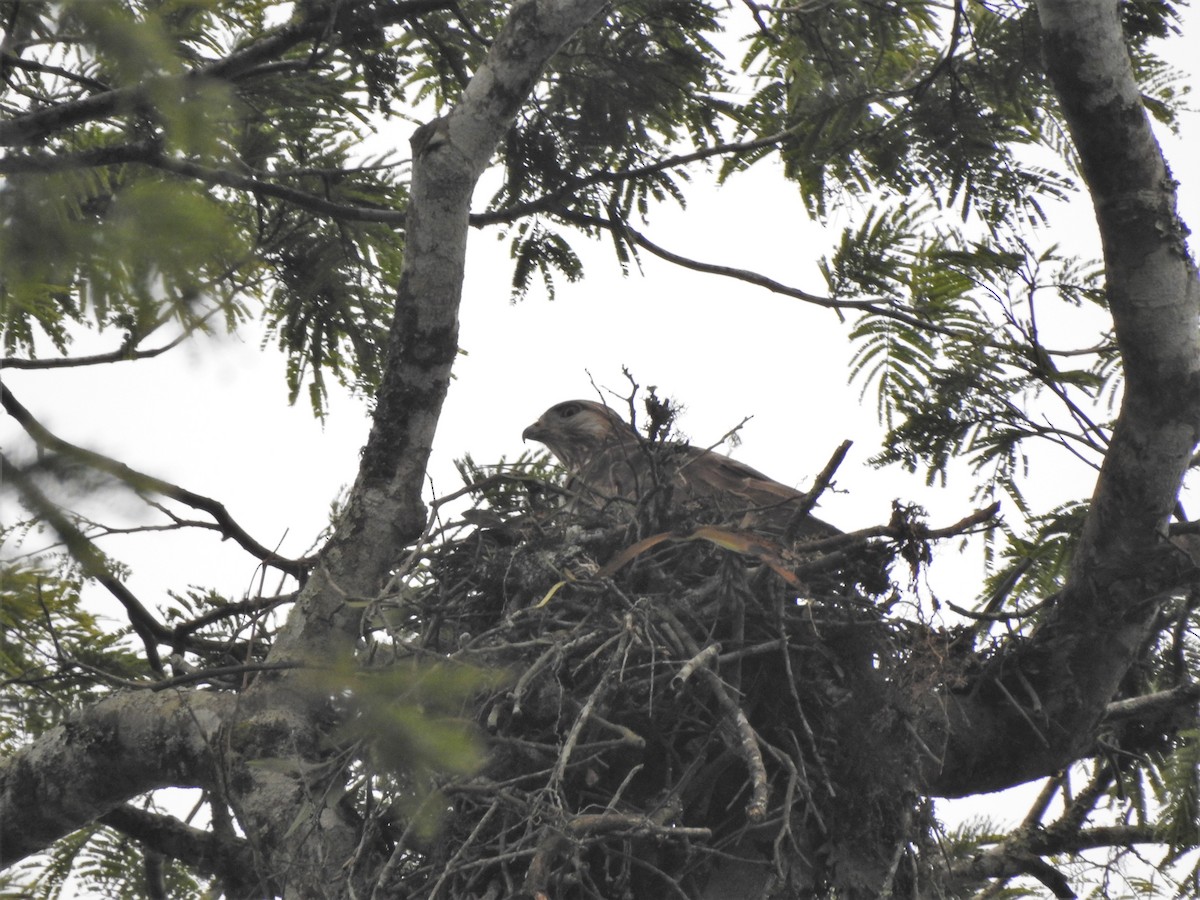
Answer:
369;472;977;899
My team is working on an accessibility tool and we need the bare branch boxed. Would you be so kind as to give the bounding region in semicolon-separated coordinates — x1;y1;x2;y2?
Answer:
172;594;296;642
555;207;968;337
1103;683;1200;726
148;153;408;224
0;141;408;224
100;805;265;899
1;383;314;578
0;49;110;92
950;821;1165;897
0;333;190;369
1;450;169;672
785;440;852;541
471;127;805;227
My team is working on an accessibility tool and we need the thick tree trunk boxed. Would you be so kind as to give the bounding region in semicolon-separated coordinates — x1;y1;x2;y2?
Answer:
0;2;608;892
0;690;233;866
210;2;610;893
3;2;1196;895
928;0;1200;796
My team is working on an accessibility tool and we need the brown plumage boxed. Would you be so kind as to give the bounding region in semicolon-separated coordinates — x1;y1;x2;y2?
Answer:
522;399;839;540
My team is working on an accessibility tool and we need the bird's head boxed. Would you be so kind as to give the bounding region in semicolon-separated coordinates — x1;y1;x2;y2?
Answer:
522;400;638;470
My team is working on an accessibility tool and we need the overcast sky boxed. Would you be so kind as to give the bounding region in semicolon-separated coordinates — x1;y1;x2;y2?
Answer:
2;10;1198;867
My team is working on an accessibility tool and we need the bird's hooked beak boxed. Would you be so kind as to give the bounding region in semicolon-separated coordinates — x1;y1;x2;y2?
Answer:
522;419;547;444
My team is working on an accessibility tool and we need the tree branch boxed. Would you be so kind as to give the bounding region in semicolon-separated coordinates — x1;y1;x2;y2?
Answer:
0;333;189;369
216;5;613;896
1;383;314;579
949;822;1164;897
0;0;452;147
0;689;234;866
0;141;408;224
0;48;110;92
470;126;805;227
928;0;1200;797
1103;682;1200;727
554;207;967;337
296;0;613;647
99;804;266;898
785;440;852;541
0;450;170;672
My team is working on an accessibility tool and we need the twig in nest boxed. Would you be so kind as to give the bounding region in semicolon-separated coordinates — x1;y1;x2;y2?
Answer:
946;598;1045;622
716;638;787;665
717;692;771;820
786;730;829;833
778;636;837;800
878;802;915;897
604;763;644;813
672;643;722;691
993;679;1050;748
1014;668;1046;715
785;439;852;542
587;711;645;749
903;720;943;767
427;801;502;900
550;630;631;787
759;740;803;867
371;790;447;900
657;607;770;821
509;630;603;717
523;813;713;898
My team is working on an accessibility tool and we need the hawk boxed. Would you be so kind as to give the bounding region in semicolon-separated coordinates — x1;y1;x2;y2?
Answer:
522;399;839;541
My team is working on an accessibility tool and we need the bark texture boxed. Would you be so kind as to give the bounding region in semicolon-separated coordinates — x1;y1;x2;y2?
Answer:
0;2;607;894
277;0;608;661
0;690;232;866
1;2;1197;895
220;3;609;893
928;0;1200;796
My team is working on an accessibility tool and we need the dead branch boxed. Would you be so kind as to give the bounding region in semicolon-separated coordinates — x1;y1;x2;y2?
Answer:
784;440;853;541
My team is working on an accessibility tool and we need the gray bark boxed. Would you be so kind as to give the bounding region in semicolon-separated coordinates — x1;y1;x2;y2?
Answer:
209;2;610;893
928;0;1200;795
0;690;233;866
0;1;608;893
2;0;1197;894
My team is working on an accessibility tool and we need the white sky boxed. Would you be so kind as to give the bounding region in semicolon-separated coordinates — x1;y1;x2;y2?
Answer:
1;7;1198;887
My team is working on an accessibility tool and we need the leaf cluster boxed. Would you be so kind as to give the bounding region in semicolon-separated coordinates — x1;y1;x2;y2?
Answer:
0;559;142;742
14;810;206;900
735;0;1186;230
0;0;415;410
408;0;733;297
835;209;1113;502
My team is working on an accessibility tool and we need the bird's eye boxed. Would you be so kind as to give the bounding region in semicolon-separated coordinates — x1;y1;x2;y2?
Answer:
556;402;581;419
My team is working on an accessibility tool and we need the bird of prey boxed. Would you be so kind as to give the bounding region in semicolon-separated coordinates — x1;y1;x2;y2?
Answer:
522;400;839;541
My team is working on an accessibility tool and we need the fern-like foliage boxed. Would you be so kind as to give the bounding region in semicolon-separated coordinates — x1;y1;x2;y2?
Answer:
839;211;1114;513
736;1;1185;231
0;560;144;741
446;0;733;297
0;0;411;412
25;818;206;900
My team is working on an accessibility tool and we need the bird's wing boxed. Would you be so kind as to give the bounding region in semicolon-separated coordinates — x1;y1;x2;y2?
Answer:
679;448;840;539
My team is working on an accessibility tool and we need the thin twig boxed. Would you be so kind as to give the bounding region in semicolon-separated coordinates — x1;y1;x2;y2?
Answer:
2;383;313;578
